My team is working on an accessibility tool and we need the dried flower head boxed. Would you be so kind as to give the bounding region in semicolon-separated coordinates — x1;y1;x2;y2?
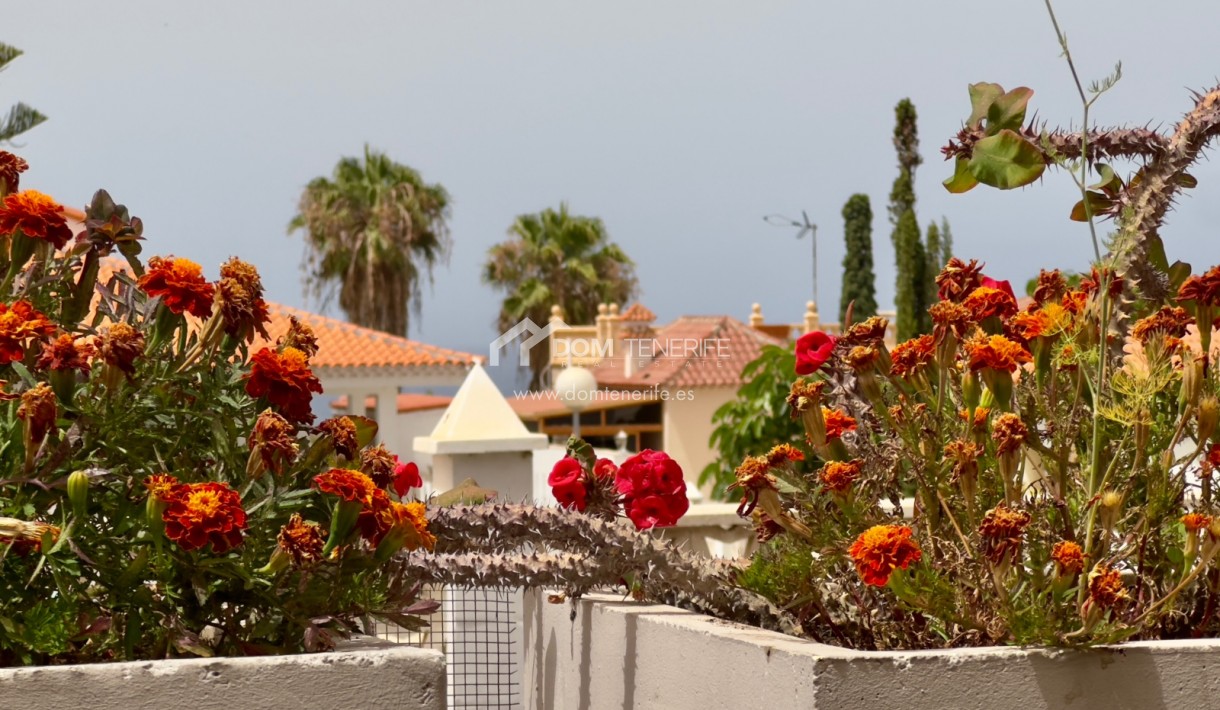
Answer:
0;517;60;554
752;510;785;544
844;344;880;371
928;300;976;341
849;524;922;587
978;505;1032;564
964;333;1032;373
17;382;57;445
1182;512;1213;533
360;443;398;489
958;406;991;432
765;443;804;467
943;439;983;482
890;335;935;378
138;256;215;319
94;322;146;375
1087;564;1130;610
249;409;298;477
279;316;320;359
37;333;95;374
818;459;862;494
0;189;74;248
786;379;825;416
822;408;857;440
0;300;56;365
1080;267;1124;300
243;347;324;424
0;151;29;193
318;416;359;460
936;257;985;302
1132;306;1194;345
276;513;325;567
963;286;1019;322
217;257;271;343
1032;269;1067;306
841;316;889;346
992;413;1028;456
1051;540;1086;577
161;481;248;554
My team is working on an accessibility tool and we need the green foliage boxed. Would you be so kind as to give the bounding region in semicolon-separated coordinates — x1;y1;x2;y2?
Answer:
289;145;451;337
482;203;638;390
943;83;1047;193
839;194;877;324
701;344;808;500
0;42;47;144
939;218;954;266
889;99;931;340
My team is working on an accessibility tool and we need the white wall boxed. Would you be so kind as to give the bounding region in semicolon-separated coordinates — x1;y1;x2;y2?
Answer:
662;385;736;501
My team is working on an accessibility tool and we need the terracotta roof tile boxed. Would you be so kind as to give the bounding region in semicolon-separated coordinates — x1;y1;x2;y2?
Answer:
330;392;453;414
620;303;656;322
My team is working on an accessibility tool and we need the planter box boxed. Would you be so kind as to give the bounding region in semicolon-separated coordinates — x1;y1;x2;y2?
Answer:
0;644;445;710
523;590;1220;710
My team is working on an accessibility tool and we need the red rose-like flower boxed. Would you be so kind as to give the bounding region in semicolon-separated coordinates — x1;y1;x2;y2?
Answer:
161;482;248;553
626;493;689;529
138;256;215;319
0;190;74;249
593;458;618;479
552;480;588;511
244;346;324;424
615;449;688;529
794;331;836;375
848;524;922;586
0;300;56;365
981;275;1016;301
549;457;584;488
393;457;423;498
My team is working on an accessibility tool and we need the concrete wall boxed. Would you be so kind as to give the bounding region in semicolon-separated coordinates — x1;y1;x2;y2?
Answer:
0;647;445;710
524;591;1220;710
662;385;735;501
430;450;536;502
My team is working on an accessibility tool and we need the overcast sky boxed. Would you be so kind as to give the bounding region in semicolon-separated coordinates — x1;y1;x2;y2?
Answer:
7;1;1220;390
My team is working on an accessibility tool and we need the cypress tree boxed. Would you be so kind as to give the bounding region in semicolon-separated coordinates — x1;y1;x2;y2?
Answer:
889;98;929;340
940;218;954;266
923;220;942;330
839;194;877;324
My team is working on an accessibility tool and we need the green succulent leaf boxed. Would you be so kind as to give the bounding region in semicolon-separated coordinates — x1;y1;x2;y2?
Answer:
967;82;1005;129
968;129;1046;189
943;156;980;194
1069;192;1114;222
985;87;1034;136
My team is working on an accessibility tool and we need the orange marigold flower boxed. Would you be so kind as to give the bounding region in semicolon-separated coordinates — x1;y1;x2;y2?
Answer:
1177;265;1220;308
958;406;991;431
249;409;298;477
0;300;56;365
161;481;247;553
17;383;56;445
840;316;889;346
818;459;862;494
1087;564;1130;610
1051;540;1085;576
277;513;325;567
1209;444;1220;468
928;300;976;341
823;408;857;440
731;455;776;493
0;189;74;248
1080;267;1124;299
143;473;180;502
1132;306;1194;345
844;345;880;371
992;413;1028;456
964;333;1032;373
1183;512;1213;533
359;500;435;551
138;256;215;319
217;257;270;343
279;315;320;359
786;379;825;416
935;257;985;302
94;322;145;375
313;468;381;508
36;333;95;374
765;443;804;467
977;505;1031;564
318;416;359;460
963;286;1018;322
0;151;29;193
1006;310;1051;343
244;346;324;424
890;335;935;378
849;524;922;587
1032;269;1067;306
1061;290;1089;316
361;443;398;489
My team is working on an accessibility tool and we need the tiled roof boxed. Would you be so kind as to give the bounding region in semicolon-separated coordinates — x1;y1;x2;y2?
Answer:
92;259;477;374
592;315;784;390
507;391;659;420
620;303;656;322
330;392;453;414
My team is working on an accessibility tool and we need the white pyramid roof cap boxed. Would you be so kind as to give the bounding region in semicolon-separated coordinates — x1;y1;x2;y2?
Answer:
414;362;548;454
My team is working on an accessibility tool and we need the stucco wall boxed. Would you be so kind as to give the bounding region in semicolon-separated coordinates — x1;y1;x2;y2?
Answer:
524;591;1220;710
662;385;735;501
430;450;536;501
0;646;445;710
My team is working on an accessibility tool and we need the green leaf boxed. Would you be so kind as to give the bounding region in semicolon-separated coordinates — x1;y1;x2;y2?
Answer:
434;478;497;506
943;156;980;194
1087;164;1122;194
1144;233;1170;273
1167;261;1193;293
985;87;1033;136
967;82;1004;129
349;415;378;448
1069;192;1114;222
968;130;1046;189
565;436;596;471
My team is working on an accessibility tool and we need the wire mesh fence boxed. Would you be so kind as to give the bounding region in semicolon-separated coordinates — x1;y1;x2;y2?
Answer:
371;585;522;709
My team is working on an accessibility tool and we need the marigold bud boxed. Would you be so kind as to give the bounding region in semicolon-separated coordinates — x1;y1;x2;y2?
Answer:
67;470;90;519
1198;396;1219;445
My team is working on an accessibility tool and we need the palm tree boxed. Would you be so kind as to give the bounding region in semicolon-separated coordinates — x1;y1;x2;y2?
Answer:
484;204;638;390
1;42;48;143
289;145;451;337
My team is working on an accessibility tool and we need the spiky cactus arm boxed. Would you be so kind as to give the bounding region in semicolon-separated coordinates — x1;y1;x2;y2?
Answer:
1108;84;1220;302
400;503;803;636
941;124;1168;164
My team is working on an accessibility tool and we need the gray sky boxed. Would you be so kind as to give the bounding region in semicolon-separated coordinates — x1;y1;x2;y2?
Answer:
8;1;1220;390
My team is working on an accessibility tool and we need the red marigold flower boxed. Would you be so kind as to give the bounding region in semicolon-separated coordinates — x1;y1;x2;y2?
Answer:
1087;564;1130;610
1051;540;1085;576
243;346;324;424
1183;512;1213;533
217;257;271;343
593;458;618;479
17;383;56;446
318;416;359;460
552;480;588;512
794;330;836;376
818;459;862;494
1080;267;1124;299
822;408;857;440
765;443;804;466
1177;265;1220;308
0;151;29;194
138;256;215;319
143;473;180;502
1032;269;1067;306
549;457;584;488
1132;306;1194;345
849;524;922;586
359;499;435;551
94;322;146;376
626;493;688;530
0;189;74;248
276;513;325;568
1209;444;1220;468
249;409;298;478
1006;310;1052;343
0;300;56;365
964;333;1032;373
890;335;935;378
314;468;381;508
977;505;1031;564
161;481;247;553
982;276;1016;301
936;257;985;302
392;457;423;498
964;286;1018;322
1061;290;1089;316
37;333;95;374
